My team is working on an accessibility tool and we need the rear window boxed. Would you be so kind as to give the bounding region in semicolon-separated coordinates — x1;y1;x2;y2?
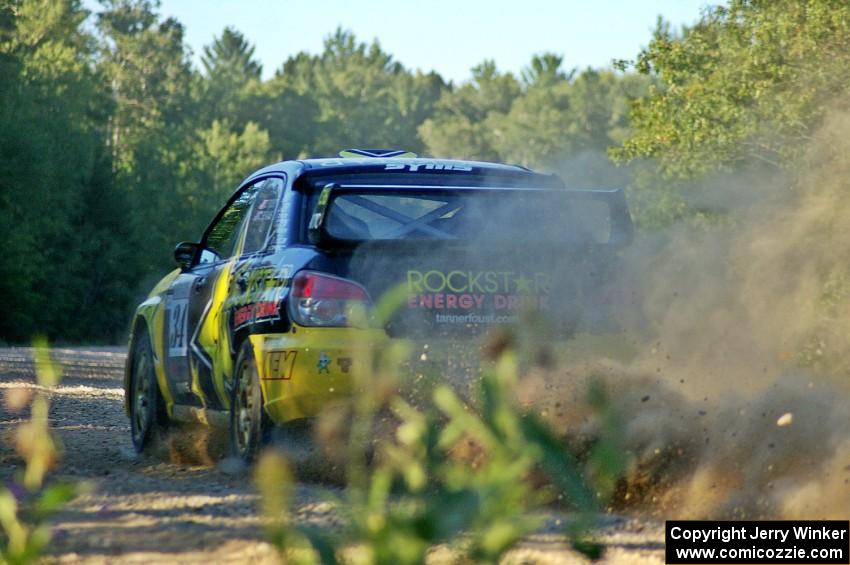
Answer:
315;189;615;244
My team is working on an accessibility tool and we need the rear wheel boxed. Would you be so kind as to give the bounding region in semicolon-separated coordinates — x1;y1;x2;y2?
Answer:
229;340;269;463
130;330;167;452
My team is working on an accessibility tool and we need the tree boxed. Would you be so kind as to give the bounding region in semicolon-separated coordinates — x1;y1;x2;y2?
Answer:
0;4;650;342
419;60;520;160
196;120;271;202
200;27;263;124
201;26;261;79
96;0;201;275
421;54;646;173
270;28;445;156
612;1;850;179
0;0;131;340
521;53;569;88
239;75;318;160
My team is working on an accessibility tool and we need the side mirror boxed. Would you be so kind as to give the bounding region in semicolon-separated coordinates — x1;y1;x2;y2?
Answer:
174;241;199;270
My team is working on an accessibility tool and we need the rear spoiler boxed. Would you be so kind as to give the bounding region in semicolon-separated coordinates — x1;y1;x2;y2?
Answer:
309;184;634;248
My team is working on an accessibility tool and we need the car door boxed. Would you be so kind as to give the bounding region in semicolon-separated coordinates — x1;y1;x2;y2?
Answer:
213;177;286;404
162;182;264;408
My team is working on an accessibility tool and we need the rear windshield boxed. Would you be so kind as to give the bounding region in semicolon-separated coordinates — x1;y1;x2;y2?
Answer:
312;188;614;244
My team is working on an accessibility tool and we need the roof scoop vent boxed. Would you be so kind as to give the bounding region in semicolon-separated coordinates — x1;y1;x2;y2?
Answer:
339;148;417;158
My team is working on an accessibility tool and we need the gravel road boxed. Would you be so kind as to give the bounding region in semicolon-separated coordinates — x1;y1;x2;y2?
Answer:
0;347;665;564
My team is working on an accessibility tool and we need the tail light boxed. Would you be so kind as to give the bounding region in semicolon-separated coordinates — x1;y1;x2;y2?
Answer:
289;270;372;327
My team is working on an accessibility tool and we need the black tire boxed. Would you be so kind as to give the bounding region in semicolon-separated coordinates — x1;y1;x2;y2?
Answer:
129;330;167;453
229;339;269;463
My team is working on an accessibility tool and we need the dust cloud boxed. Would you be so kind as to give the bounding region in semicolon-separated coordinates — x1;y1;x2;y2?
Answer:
311;128;850;519
535;110;850;519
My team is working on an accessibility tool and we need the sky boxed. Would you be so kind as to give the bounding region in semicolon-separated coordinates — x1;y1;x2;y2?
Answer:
85;0;713;83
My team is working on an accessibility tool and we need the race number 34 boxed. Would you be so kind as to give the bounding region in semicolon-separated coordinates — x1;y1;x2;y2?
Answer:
167;298;189;357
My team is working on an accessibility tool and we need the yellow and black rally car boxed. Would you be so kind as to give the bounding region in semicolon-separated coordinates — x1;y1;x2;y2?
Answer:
124;149;633;461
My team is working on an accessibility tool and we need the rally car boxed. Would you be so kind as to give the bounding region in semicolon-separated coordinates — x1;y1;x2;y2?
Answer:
124;149;633;461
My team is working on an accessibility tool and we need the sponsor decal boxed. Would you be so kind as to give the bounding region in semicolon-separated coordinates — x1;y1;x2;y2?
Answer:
384;162;473;172
263;350;298;381
233;300;280;329
407;270;549;294
317;158;467;170
337;357;352;374
405;270;551;317
317;352;331;374
229;264;293;329
234;265;292;296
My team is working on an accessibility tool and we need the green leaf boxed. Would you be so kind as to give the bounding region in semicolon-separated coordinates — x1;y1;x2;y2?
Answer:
34;482;77;517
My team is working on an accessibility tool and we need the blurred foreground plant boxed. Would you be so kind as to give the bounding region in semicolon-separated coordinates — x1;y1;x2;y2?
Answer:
0;338;79;564
256;292;625;564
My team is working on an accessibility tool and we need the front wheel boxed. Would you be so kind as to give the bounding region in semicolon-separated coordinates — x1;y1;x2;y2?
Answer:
129;330;167;452
229;340;269;463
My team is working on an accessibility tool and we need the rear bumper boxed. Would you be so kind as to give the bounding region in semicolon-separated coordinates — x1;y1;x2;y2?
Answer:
249;326;387;423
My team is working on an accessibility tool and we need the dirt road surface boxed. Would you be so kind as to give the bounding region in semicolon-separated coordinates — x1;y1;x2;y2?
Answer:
0;347;665;564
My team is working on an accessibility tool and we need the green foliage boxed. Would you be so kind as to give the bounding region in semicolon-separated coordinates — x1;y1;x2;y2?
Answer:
95;0;201;271
419;60;521;161
271;28;446;155
613;0;850;179
195;120;271;201
0;0;648;343
521;53;569;88
200;27;263;126
256;333;625;564
0;0;130;341
420;57;648;171
8;0;846;342
607;1;850;228
0;338;81;564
